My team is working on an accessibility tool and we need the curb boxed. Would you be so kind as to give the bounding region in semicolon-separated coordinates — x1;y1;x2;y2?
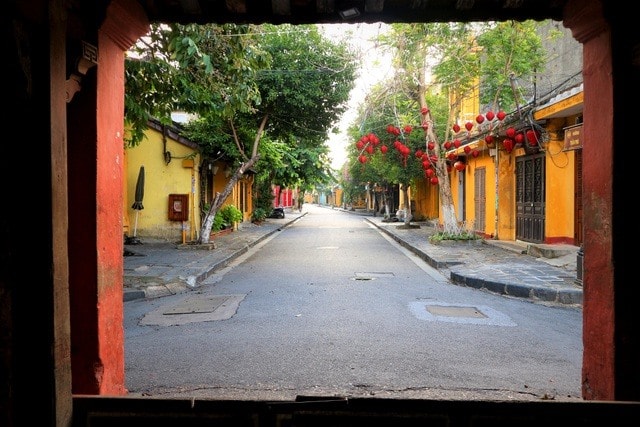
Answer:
123;212;307;301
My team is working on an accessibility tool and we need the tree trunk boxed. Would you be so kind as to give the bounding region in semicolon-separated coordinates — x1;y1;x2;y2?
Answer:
197;157;258;244
401;183;412;226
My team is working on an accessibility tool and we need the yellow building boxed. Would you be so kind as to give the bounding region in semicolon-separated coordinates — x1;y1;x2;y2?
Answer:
415;86;583;246
124;119;254;243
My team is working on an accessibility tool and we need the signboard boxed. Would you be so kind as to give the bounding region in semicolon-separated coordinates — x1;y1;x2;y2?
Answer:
563;124;583;151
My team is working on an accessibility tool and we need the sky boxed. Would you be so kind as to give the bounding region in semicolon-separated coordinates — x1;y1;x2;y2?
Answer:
318;23;393;170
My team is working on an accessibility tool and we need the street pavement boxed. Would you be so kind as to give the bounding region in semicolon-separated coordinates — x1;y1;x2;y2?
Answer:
124;205;582;307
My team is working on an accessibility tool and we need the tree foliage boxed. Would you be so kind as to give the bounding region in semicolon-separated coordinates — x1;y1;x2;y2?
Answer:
346;21;547;233
125;23;357;243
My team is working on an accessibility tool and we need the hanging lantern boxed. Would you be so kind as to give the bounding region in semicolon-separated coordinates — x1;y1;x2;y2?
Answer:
358;155;367;163
444;140;452;150
476;114;485;124
380;144;388;153
497;110;506;121
452;123;461;133
366;145;374;154
415;149;424;158
526;129;539;146
421;107;429;115
485;135;495;146
430;176;439;185
472;149;480;158
465;121;474;131
506;127;516;139
485;111;495;121
426;168;434;177
356;140;365;150
422;122;429;131
427;141;435;151
514;132;525;145
454;160;465;171
463;145;471;154
404;125;413;134
453;139;461;148
503;138;514;153
447;152;457;161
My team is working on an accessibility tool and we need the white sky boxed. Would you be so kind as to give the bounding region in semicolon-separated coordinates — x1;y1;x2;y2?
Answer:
319;23;393;169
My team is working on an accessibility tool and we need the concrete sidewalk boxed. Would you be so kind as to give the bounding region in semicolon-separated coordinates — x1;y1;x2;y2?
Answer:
124;205;582;307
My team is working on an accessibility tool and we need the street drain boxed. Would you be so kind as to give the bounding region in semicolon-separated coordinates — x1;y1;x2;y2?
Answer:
163;295;231;315
426;305;487;318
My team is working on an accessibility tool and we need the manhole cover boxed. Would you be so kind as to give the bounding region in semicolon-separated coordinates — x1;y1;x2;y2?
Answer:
163;296;231;315
408;302;517;326
426;305;487;318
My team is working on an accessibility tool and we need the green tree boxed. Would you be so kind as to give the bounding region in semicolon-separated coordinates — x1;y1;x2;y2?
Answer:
350;21;546;235
126;23;357;243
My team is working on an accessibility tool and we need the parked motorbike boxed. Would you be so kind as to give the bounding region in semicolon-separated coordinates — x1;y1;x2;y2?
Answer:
269;207;285;219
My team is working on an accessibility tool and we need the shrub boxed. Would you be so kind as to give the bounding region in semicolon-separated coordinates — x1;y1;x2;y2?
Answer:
220;204;243;225
251;207;268;223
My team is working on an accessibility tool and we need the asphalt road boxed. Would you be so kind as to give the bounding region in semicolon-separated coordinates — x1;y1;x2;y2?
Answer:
124;205;582;401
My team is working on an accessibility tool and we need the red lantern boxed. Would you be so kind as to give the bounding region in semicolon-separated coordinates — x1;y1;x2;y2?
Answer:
356;140;364;149
454;160;465;171
453;139;461;148
427;141;435;151
358;155;367;163
444;140;452;150
485;135;495;146
526;129;539;146
380;145;388;153
447;152;457;161
475;114;485;124
503;138;514;153
514;132;524;145
421;107;429;115
422;123;429;131
415;149;424;158
463;145;471;154
426;168;434;177
506;127;516;138
452;123;460;133
465;121;473;131
472;149;480;158
404;125;413;134
485;110;495;121
366;145;374;154
430;176;439;185
496;110;506;121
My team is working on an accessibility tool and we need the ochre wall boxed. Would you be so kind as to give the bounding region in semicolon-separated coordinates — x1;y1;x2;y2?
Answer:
125;127;201;242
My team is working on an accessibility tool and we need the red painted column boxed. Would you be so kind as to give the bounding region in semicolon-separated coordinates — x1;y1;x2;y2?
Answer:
564;0;615;400
68;0;149;395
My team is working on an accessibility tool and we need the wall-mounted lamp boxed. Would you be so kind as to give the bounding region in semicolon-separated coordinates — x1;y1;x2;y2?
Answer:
208;163;219;175
224;166;232;178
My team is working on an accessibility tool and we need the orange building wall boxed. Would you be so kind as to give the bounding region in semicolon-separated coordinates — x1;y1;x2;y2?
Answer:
544;134;577;243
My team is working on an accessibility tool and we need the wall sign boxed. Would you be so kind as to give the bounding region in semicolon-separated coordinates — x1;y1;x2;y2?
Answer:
563;124;583;151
